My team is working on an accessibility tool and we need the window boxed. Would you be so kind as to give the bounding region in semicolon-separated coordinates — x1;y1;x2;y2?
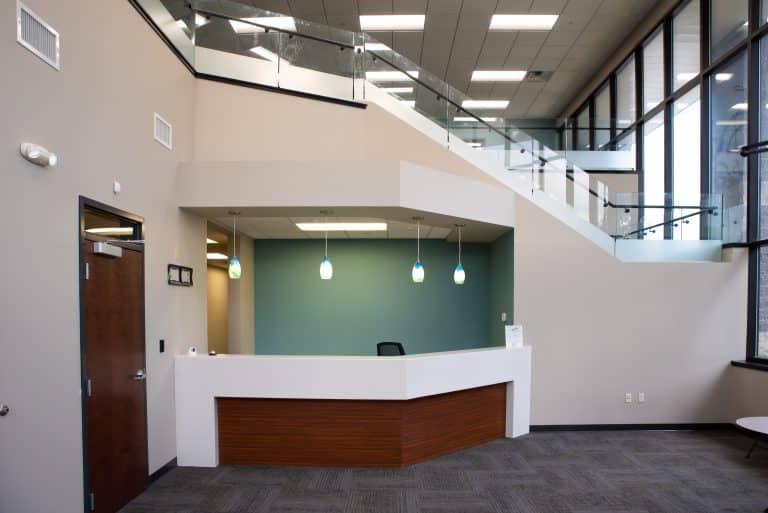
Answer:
673;87;701;240
616;57;636;129
643;29;665;114
710;0;748;62
758;248;768;359
764;0;768;26
673;0;700;91
576;106;590;150
760;37;768;240
710;51;747;244
594;85;611;150
643;114;665;239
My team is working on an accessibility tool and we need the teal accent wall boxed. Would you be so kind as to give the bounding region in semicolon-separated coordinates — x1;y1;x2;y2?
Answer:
252;237;513;355
489;231;515;346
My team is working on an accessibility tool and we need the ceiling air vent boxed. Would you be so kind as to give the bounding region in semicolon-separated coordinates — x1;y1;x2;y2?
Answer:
524;71;552;83
153;113;173;150
16;1;60;70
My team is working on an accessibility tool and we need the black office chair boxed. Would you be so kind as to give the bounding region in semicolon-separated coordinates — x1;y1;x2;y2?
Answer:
377;341;405;356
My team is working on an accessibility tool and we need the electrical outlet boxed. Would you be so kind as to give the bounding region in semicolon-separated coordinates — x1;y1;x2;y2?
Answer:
624;392;632;403
159;339;165;353
501;312;507;322
638;392;645;403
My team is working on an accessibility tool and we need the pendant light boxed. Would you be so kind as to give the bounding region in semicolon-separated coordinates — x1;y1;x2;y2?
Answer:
319;210;333;280
320;228;333;280
412;217;424;283
228;212;242;280
454;224;466;285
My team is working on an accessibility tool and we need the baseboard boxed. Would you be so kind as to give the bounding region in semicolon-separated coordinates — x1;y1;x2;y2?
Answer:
148;458;177;483
530;423;736;432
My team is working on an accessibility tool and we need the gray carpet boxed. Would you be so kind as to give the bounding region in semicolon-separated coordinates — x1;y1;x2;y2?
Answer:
121;429;768;513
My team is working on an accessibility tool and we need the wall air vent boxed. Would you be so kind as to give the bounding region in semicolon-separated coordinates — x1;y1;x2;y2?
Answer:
153;113;173;150
16;1;60;70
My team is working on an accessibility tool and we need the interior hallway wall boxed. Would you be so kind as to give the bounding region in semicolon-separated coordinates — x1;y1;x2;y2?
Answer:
207;267;229;353
514;198;751;424
228;233;255;354
0;1;203;512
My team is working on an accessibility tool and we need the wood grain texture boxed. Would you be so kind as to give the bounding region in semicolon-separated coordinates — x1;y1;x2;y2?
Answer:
217;384;505;467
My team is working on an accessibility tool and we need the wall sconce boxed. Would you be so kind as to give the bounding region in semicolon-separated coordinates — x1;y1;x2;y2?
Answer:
20;143;57;167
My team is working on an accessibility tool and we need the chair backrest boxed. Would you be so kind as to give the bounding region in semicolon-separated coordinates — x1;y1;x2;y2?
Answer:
377;341;405;356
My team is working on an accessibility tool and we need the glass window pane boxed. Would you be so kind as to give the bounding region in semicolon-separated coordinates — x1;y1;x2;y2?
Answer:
758;247;768;359
710;51;747;243
673;0;700;91
576;107;590;150
760;37;768;240
643;114;665;239
673;87;701;240
594;86;611;150
616;57;636;129
710;0;748;62
763;0;768;26
643;29;665;114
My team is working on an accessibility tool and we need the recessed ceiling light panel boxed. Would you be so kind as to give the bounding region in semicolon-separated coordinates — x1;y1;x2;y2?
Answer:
461;100;510;109
229;16;296;34
360;15;425;31
296;222;388;232
489;14;559;31
471;70;527;82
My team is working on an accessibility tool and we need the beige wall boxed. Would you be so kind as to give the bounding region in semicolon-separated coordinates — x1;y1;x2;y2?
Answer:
0;1;204;512
515;198;752;424
228;234;255;355
192;80;500;187
207;267;229;353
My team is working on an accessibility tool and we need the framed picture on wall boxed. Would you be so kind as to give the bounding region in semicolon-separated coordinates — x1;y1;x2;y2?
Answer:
168;264;193;287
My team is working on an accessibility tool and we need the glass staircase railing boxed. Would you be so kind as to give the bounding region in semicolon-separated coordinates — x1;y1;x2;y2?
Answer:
136;0;726;260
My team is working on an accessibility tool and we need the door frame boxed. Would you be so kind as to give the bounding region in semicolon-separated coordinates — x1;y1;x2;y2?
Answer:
78;196;147;512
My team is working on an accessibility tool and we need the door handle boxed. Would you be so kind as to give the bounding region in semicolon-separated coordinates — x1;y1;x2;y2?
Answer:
132;369;146;381
0;404;8;417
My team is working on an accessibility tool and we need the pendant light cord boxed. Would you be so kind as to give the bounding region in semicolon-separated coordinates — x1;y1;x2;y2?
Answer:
232;215;237;258
458;226;462;265
324;230;328;258
416;221;420;261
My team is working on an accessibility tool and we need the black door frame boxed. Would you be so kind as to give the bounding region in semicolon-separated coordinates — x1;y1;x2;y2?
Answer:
78;196;147;512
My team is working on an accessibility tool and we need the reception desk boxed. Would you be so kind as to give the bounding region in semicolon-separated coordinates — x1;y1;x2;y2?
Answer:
175;345;531;467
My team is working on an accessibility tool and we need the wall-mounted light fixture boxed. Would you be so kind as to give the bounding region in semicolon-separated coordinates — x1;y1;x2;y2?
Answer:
228;212;242;280
19;142;57;167
454;224;466;285
412;217;424;283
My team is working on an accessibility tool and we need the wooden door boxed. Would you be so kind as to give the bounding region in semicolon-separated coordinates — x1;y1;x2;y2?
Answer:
83;241;147;513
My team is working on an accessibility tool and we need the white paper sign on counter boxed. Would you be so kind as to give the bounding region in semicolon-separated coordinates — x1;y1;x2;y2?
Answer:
505;325;524;348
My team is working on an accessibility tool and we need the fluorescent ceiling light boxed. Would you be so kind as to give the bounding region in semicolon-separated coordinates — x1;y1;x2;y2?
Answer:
676;72;697;82
489;14;558;31
468;142;483;148
364;42;391;51
715;120;747;126
207;252;229;260
401;100;416;108
366;70;419;81
454;116;499;122
229;16;296;34
359;15;425;31
249;46;279;62
380;87;413;94
206;238;218;244
471;70;526;82
731;103;748;111
461;100;509;109
296;222;388;232
715;73;733;82
195;14;208;27
86;227;133;235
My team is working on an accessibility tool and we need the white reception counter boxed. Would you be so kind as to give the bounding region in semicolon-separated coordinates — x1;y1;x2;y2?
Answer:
175;345;531;467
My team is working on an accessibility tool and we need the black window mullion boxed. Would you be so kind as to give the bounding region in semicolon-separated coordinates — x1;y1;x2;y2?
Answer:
747;244;759;360
664;17;674;239
609;74;618;148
